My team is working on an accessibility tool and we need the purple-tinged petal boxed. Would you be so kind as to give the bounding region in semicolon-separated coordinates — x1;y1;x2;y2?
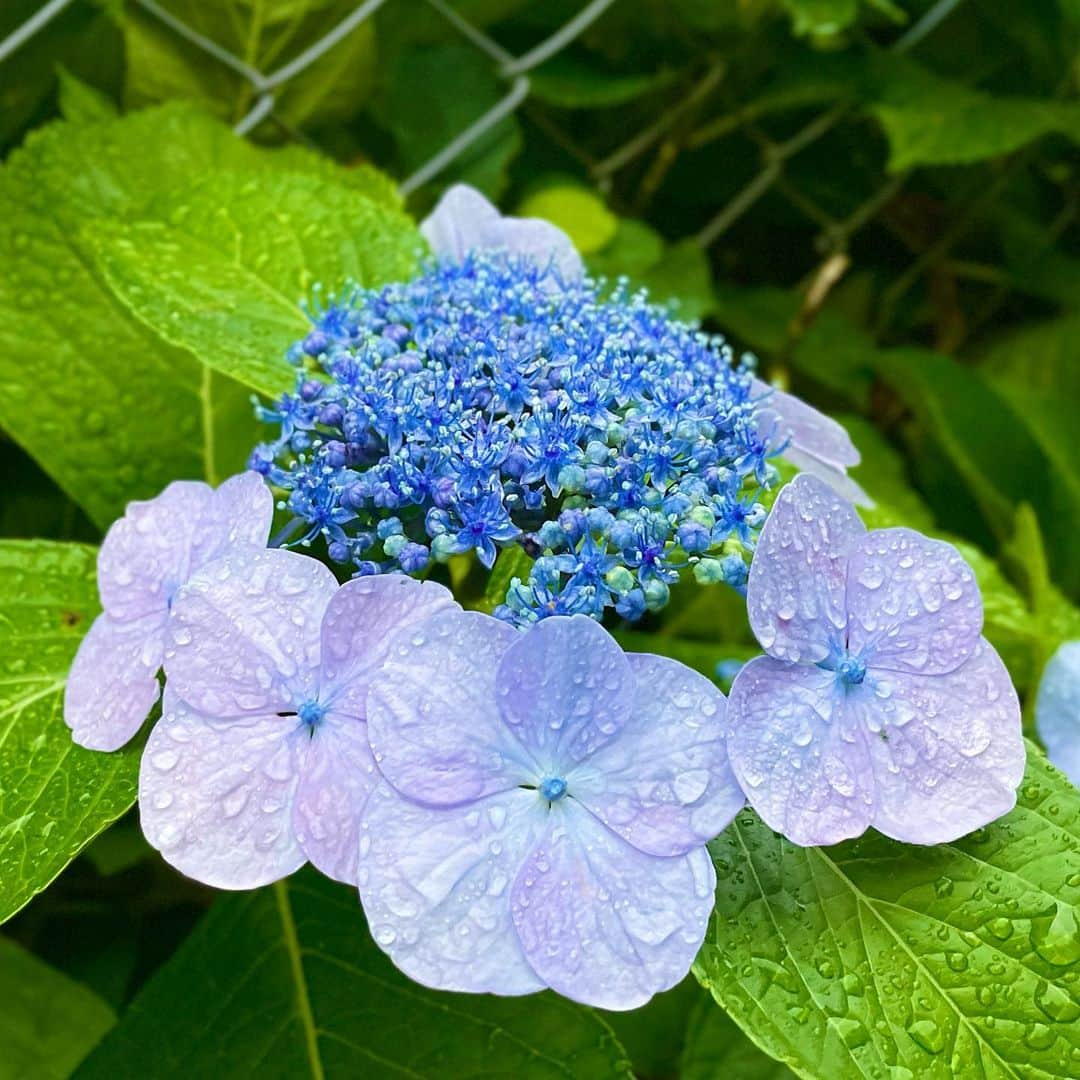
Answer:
190;471;274;569
747;473;865;664
860;639;1024;843
783;447;873;509
497;615;633;770
357;781;546;996
318;573;457;716
139;692;305;889
753;379;860;470
98;480;211;621
727;656;874;846
420;183;584;283
420;184;503;262
1036;641;1080;786
484;217;584;284
510;800;715;1011
64;611;165;751
571;653;743;856
365;608;534;806
846;528;981;677
164;548;336;717
292;715;378;885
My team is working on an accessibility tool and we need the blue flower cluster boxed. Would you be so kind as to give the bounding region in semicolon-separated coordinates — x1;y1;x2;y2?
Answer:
251;250;774;623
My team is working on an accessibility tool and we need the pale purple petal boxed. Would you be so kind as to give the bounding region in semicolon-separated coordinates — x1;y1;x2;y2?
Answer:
97;480;211;620
190;471;274;570
164;548;336;717
318;574;457;716
357;781;546;996
783;447;873;509
483;217;584;284
139;692;305;889
747;473;865;664
726;656;874;846
846;528;982;677
1036;641;1080;786
861;639;1025;843
497;615;633;770
292;715;378;885
64;611;165;751
421;182;584;282
753;379;860;470
571;653;743;856
365;608;534;806
510;800;715;1011
420;184;503;262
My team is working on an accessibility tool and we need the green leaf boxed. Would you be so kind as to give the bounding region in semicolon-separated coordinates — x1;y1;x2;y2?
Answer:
872;346;1080;597
587;219;666;281
77;870;633;1079
0;542;140;925
696;743;1080;1080
383;44;522;199
0;107;263;526
781;0;859;37
681;995;797;1079
0;0;122;153
528;55;674;108
0;936;115;1079
121;0;377;131
55;66;117;124
639;239;716;323
479;545;534;614
87;170;420;398
600;976;702;1079
0;104;400;527
518;185;618;255
867;55;1080;170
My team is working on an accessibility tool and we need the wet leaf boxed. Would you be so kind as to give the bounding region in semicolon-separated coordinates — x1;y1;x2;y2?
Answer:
77;870;633;1079
698;743;1080;1079
0;541;139;925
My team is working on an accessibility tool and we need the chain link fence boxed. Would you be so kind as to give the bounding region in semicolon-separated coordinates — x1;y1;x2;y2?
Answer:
1;0;965;324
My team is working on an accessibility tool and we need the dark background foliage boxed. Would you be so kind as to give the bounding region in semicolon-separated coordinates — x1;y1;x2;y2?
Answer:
1;1;1079;1077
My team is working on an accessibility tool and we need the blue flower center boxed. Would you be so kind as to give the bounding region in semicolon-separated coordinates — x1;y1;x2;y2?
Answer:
298;699;326;728
835;655;866;686
539;776;568;802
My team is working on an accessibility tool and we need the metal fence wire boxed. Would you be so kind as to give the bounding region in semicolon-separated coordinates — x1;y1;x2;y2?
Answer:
0;0;961;272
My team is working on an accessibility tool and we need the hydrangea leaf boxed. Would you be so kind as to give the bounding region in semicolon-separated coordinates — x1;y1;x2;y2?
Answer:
87;171;420;399
0;936;116;1078
872;347;1080;598
781;0;860;37
121;0;377;131
0;103;391;528
681;995;798;1079
528;57;675;109
696;742;1080;1080
77;870;633;1079
0;541;140;925
56;66;118;124
383;44;522;198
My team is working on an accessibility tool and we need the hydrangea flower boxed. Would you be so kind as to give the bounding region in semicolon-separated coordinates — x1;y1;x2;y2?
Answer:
139;548;455;888
726;473;1024;846
254;249;770;624
357;612;743;1010
421;182;865;504
1036;641;1080;785
64;472;272;752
